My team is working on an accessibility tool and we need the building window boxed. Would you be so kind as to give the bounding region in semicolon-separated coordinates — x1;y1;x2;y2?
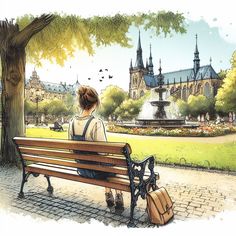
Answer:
204;82;211;98
140;90;145;97
189;84;193;95
182;85;187;101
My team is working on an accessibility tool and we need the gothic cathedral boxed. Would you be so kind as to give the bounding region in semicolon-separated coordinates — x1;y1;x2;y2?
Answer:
129;32;222;101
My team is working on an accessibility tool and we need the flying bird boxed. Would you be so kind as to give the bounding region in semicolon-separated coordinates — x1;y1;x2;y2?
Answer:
99;69;103;72
88;78;91;80
109;75;113;79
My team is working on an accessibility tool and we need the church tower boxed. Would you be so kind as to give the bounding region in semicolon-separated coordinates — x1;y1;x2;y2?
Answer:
129;31;148;99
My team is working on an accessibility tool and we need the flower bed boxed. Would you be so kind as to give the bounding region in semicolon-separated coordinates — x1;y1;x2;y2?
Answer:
107;123;236;137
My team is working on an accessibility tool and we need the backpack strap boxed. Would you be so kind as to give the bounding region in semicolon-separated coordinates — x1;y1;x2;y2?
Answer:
82;115;94;137
71;119;75;136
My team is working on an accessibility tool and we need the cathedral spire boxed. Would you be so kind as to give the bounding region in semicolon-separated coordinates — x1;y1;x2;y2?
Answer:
146;58;149;69
148;44;154;75
135;30;144;69
129;59;133;70
193;34;200;75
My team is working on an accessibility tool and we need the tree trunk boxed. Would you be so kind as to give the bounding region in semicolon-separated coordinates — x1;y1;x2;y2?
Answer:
1;47;26;164
0;15;54;164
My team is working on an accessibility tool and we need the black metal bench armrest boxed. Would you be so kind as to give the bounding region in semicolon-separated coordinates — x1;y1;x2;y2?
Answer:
130;155;158;198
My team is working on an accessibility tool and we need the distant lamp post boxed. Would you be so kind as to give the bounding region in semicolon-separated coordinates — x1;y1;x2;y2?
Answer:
35;89;40;126
30;89;43;126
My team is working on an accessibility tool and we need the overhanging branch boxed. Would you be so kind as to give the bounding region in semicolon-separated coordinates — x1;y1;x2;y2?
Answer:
11;14;55;47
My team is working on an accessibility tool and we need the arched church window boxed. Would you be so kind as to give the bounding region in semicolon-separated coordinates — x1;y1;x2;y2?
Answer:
182;85;187;101
189;84;193;95
204;82;211;98
197;83;202;94
213;83;218;96
133;91;136;99
133;76;138;85
140;90;145;97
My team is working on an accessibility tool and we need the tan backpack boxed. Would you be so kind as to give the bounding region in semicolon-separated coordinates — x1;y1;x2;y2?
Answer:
146;187;174;225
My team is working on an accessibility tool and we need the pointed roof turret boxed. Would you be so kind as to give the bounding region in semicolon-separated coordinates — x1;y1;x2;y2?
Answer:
129;59;133;70
149;44;153;67
135;30;144;69
148;44;154;75
146;58;149;69
76;74;79;84
193;34;200;75
158;59;162;74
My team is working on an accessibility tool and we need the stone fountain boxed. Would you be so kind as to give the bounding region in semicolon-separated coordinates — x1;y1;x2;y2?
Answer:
135;61;186;128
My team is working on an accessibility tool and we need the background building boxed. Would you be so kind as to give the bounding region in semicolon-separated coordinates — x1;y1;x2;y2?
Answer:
25;69;79;101
129;33;222;101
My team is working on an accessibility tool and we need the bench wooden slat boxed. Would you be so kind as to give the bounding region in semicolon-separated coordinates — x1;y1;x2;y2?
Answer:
14;137;132;155
22;154;128;175
19;147;127;166
25;164;131;192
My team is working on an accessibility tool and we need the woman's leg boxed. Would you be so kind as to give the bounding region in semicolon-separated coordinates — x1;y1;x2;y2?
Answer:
105;188;114;206
115;190;124;209
105;187;112;193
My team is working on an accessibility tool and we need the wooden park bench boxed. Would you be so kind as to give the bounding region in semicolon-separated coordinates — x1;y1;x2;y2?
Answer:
13;137;159;226
49;122;63;131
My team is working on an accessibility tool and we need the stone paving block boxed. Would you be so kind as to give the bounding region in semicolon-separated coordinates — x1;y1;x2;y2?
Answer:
195;207;205;213
192;210;203;216
189;202;201;208
176;211;188;217
174;206;187;212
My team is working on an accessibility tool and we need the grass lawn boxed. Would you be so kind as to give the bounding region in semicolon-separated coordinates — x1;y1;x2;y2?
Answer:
26;128;236;171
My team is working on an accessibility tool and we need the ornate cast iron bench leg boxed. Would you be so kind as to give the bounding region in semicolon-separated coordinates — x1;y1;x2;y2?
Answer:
18;172;31;198
45;175;54;194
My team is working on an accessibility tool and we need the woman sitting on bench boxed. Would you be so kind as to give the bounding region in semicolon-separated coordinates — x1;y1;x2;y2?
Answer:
68;85;124;209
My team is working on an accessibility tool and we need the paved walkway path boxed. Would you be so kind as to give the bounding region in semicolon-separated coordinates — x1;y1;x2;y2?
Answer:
108;132;236;143
0;165;235;228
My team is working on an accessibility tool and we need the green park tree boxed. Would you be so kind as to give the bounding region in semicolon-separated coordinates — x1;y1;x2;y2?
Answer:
216;51;236;113
177;95;215;118
0;12;186;164
64;92;77;116
24;99;36;115
218;69;228;80
176;99;189;117
98;85;127;120
47;99;68;117
114;97;145;121
38;99;51;116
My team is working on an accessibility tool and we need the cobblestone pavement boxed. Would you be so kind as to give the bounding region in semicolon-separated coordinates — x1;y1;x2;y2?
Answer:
0;165;236;228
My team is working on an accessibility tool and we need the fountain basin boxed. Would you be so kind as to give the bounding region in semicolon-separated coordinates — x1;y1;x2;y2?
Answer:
150;100;171;106
154;87;167;93
136;118;185;127
116;119;199;129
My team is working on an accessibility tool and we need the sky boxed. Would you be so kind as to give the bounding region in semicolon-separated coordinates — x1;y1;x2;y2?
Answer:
0;0;236;94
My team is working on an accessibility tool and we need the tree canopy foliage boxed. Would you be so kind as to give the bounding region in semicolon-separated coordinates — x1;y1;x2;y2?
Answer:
25;96;75;117
98;85;127;119
177;95;215;117
16;12;186;66
216;51;236;113
114;96;146;120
